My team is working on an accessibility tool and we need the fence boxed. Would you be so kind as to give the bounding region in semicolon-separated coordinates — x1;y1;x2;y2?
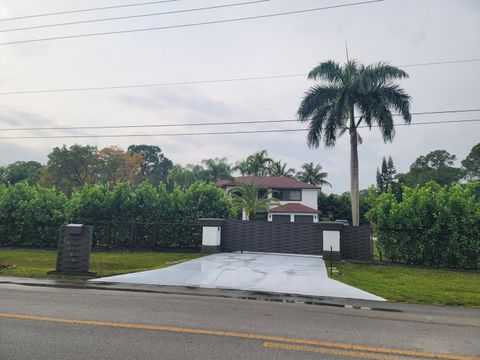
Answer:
214;220;373;261
79;220;202;251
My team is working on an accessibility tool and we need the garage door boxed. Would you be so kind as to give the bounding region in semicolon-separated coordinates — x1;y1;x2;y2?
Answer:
271;215;290;222
295;215;314;223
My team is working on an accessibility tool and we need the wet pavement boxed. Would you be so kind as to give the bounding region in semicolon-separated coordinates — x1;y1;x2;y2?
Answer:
91;252;385;301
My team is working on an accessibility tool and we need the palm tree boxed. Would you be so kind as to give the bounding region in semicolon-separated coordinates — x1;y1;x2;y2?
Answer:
297;162;331;187
201;157;233;183
229;183;279;220
297;60;411;225
246;150;273;176
233;159;250;176
268;161;296;177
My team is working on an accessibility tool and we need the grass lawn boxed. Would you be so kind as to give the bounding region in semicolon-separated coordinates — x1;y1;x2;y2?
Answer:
332;262;480;307
0;249;203;280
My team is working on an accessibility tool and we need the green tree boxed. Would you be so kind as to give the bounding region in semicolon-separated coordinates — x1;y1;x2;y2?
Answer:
297;60;411;225
41;144;99;194
398;150;463;186
296;162;331;187
167;164;205;189
0;161;42;185
201;158;233;183
245;150;273;176
462;143;480;180
268;161;296;177
229;183;278;220
127;145;173;185
233;160;250;176
376;156;396;192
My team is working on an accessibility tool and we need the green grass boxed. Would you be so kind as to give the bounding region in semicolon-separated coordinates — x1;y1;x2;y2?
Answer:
332;262;480;307
0;249;204;280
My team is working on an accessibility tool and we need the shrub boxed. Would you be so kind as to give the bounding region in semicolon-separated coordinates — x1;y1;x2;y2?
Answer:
367;182;480;268
0;182;66;247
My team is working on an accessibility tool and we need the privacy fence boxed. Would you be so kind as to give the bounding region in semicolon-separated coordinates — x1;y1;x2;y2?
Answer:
201;219;373;261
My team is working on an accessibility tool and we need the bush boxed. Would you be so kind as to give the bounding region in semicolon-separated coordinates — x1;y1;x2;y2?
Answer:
0;181;235;249
0;182;66;247
367;182;480;268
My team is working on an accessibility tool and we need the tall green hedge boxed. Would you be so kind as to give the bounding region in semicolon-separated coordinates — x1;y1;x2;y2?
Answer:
0;181;234;248
367;181;480;268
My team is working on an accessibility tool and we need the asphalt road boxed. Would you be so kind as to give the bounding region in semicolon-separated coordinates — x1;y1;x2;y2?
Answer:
1;283;479;360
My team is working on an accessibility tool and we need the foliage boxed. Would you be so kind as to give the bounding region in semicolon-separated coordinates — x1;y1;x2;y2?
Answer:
0;182;234;248
268;160;296;177
376;156;396;192
0;161;42;185
297;60;411;226
296;162;331;187
397;150;463;187
200;158;233;183
229;183;279;220
366;182;480;268
127;145;173;185
98;146;144;186
40;144;100;194
0;183;66;247
317;190;370;225
462;143;480;180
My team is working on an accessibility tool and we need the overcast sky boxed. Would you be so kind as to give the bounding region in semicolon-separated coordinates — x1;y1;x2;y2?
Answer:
0;0;479;193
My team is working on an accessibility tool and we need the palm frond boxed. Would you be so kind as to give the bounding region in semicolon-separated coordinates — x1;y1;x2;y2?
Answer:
307;60;344;84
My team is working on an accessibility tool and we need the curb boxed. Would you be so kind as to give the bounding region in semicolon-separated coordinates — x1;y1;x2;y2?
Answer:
0;277;401;313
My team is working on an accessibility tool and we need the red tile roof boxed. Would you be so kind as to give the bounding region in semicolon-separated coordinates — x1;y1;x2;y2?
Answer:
216;176;319;189
269;203;319;214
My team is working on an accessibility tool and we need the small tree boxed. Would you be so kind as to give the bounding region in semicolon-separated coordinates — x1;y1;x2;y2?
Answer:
229;184;279;220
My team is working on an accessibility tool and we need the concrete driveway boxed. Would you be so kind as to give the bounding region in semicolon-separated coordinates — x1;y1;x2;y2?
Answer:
91;252;385;301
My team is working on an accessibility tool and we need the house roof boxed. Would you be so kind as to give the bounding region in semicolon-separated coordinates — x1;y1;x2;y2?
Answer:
269;203;319;214
216;176;319;190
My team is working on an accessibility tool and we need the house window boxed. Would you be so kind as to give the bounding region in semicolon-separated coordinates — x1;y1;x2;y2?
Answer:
273;189;302;201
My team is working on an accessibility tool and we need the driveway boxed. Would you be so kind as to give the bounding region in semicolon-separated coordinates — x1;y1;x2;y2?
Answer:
91;252;385;301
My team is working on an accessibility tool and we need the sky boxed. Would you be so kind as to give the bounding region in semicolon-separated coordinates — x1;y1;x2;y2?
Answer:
0;0;479;193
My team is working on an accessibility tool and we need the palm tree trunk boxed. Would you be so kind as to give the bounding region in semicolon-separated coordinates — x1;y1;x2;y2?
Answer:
350;128;360;226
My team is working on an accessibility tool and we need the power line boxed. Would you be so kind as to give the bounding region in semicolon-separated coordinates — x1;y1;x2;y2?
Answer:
1;57;479;96
0;118;479;140
0;1;179;22
0;0;270;34
0;0;384;46
1;108;479;132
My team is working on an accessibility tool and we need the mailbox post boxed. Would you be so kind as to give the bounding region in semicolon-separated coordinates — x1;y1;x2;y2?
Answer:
54;224;94;275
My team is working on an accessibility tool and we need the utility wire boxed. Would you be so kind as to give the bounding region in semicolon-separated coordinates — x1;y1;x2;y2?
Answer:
1;108;479;132
0;1;179;22
1;57;478;96
0;118;479;140
0;0;384;46
0;0;270;33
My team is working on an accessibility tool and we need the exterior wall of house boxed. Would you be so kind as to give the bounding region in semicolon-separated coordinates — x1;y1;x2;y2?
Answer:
223;186;319;210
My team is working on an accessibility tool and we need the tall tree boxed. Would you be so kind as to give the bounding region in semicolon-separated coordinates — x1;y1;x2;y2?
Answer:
245;150;273;176
127;145;172;185
0;161;42;184
41;144;99;193
462;143;480;180
376;156;396;192
201;158;233;183
297;60;411;225
98;146;144;186
296;162;331;187
268;161;296;177
233;160;250;176
398;150;463;186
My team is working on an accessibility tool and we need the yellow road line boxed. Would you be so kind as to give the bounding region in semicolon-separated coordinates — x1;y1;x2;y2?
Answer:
0;312;478;360
263;342;406;360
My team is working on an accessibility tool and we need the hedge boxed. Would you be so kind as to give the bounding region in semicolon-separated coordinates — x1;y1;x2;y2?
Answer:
0;181;235;249
367;181;480;268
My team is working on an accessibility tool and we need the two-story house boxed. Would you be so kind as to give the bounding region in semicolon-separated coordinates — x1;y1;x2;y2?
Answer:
216;176;320;223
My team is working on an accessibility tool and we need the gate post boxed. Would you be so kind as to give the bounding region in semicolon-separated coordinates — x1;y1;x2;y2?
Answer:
198;218;224;253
